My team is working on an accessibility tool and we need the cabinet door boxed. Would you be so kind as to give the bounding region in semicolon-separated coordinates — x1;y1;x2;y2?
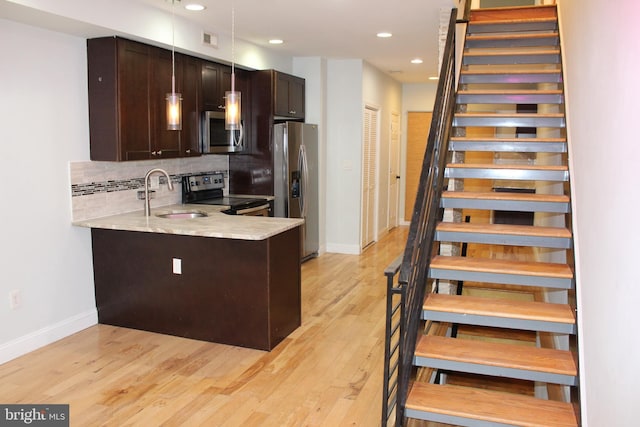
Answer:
150;47;181;159
118;39;153;160
202;62;231;111
274;72;305;119
181;55;202;157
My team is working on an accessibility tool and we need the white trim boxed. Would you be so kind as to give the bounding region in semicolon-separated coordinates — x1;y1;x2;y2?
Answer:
326;243;361;255
0;309;98;365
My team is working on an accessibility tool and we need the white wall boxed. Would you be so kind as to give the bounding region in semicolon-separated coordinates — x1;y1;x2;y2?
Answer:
557;0;640;425
0;19;97;363
325;60;363;254
324;60;403;254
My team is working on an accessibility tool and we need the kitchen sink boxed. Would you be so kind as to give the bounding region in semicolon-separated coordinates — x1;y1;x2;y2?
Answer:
156;211;208;219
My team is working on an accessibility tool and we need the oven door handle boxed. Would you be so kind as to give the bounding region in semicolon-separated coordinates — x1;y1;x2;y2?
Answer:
234;203;271;215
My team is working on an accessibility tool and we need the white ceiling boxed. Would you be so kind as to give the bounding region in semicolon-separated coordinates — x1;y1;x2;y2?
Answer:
0;0;454;84
137;0;454;83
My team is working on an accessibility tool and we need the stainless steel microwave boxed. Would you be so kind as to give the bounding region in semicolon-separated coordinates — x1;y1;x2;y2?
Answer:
201;111;244;154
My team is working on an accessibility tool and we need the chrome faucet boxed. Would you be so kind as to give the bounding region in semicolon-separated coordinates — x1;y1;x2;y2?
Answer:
144;168;174;216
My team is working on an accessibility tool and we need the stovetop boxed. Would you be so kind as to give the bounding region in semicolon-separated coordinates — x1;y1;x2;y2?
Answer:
182;173;268;210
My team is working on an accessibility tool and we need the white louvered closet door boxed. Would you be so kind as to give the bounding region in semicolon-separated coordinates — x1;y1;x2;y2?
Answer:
362;106;378;249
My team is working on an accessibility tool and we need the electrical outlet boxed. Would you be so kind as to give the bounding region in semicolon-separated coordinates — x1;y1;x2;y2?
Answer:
172;258;182;275
9;290;21;310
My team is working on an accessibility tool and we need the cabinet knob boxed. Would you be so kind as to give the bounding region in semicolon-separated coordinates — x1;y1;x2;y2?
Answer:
186;149;191;154
151;151;156;156
157;150;162;156
218;105;225;110
289;110;296;115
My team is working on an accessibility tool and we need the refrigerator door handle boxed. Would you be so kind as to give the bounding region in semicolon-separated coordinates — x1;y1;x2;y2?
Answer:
299;143;309;218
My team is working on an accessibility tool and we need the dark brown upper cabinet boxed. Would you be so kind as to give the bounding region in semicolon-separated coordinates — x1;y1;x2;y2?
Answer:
201;62;229;112
87;37;200;161
274;71;305;119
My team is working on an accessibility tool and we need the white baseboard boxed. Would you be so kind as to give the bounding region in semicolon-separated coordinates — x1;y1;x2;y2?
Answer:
325;243;361;255
0;309;98;365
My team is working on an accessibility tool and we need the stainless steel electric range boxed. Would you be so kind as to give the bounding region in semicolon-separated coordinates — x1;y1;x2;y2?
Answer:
182;173;271;216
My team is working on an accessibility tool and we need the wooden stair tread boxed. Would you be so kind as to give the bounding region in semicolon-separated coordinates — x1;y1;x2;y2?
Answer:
431;255;573;279
446;163;568;172
464;48;560;56
406;382;578;427
461;68;561;75
416;335;577;376
467;32;558;41
436;221;572;239
442;191;569;204
450;136;566;143
454;112;564;118
470;5;558;22
458;89;562;95
469;17;557;25
423;293;575;325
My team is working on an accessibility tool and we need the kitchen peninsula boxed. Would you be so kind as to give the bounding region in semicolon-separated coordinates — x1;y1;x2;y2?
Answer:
74;206;303;351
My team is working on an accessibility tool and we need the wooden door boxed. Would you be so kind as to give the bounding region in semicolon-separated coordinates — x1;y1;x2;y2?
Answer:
405;112;432;222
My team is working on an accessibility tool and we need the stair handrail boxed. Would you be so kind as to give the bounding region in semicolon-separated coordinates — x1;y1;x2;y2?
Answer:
393;8;458;425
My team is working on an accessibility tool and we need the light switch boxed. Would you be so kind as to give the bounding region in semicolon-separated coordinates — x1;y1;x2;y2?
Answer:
172;258;182;275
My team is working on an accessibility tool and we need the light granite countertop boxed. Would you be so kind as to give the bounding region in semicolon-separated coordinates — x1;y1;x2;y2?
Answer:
73;204;303;241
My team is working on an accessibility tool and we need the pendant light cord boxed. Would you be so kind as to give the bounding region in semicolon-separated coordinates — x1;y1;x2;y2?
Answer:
231;2;235;93
171;0;176;94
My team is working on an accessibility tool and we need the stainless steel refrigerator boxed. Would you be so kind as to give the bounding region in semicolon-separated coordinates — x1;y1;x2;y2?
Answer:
273;122;319;261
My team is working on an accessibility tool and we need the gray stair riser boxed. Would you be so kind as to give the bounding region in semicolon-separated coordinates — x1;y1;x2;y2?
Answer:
421;310;577;334
453;116;566;127
413;356;578;386
457;93;564;104
463;53;560;65
440;197;570;213
404;408;514;427
435;229;572;249
445;167;569;182
468;22;558;33
449;140;567;153
429;267;574;289
466;36;559;49
460;73;563;84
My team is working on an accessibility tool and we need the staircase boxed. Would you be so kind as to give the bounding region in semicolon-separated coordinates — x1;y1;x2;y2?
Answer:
398;5;580;427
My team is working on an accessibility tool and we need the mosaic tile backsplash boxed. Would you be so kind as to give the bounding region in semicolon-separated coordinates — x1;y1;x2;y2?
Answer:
69;156;229;221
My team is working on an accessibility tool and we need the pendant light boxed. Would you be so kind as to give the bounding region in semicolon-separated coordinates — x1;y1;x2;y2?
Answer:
166;0;182;130
225;2;241;130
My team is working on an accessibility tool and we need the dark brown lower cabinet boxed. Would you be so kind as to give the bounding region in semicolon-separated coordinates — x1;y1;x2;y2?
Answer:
91;227;301;351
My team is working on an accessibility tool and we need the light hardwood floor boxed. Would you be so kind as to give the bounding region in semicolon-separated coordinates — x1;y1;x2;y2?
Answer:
0;226;409;426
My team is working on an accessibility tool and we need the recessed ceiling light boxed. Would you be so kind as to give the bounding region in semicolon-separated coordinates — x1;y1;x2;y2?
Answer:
428;76;439;80
411;58;424;64
184;3;205;11
377;32;393;38
269;39;284;45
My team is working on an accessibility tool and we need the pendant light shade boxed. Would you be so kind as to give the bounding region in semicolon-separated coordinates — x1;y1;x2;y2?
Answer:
167;0;181;131
166;90;182;131
225;3;241;130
